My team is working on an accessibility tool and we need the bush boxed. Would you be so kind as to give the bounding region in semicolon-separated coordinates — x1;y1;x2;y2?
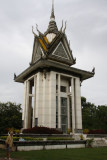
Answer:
86;138;94;148
23;137;43;141
47;137;74;140
0;136;43;141
83;129;89;134
5;128;21;134
89;129;105;134
0;136;20;141
23;126;63;134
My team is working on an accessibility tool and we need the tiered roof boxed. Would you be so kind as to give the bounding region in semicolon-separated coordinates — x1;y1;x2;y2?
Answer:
14;1;95;83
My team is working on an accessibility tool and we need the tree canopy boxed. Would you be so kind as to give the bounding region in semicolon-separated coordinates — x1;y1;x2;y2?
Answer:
0;102;22;133
81;97;107;133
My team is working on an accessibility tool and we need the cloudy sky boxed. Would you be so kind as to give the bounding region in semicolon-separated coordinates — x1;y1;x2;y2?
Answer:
0;0;107;106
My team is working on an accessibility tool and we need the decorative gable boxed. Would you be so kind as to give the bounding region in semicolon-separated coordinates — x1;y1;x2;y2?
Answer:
52;42;69;60
31;38;42;64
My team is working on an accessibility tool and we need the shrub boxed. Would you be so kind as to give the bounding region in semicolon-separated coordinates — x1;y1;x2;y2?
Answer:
22;126;63;134
0;136;42;141
89;129;105;134
0;136;20;141
67;129;71;134
47;137;74;140
86;138;94;148
23;137;43;141
83;129;89;134
80;135;84;140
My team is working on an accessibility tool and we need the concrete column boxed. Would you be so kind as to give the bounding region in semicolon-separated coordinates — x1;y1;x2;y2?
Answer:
71;77;76;134
49;71;56;128
58;74;61;129
32;76;37;127
42;73;47;126
36;72;43;126
24;80;30;129
67;96;71;130
75;78;82;130
22;81;27;128
67;82;71;130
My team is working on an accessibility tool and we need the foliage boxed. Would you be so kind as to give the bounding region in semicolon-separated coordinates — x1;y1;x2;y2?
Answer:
47;137;74;140
0;136;43;141
23;126;63;134
67;128;71;134
0;136;20;141
88;129;105;134
80;135;84;140
86;138;94;148
0;102;22;133
83;129;89;134
81;97;107;133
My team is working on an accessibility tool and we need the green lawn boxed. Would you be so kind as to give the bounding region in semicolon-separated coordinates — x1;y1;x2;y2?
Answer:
0;148;107;160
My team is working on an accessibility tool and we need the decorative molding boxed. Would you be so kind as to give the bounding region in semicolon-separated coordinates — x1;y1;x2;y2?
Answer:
52;42;69;60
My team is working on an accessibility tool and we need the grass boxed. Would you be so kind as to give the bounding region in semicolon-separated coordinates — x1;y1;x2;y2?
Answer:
0;147;107;160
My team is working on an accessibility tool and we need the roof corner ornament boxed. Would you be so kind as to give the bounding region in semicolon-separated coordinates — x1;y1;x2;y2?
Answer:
36;24;43;36
43;69;47;79
32;26;38;37
80;80;83;87
92;67;95;74
74;57;76;64
60;20;63;32
14;73;16;80
63;21;67;33
36;24;39;33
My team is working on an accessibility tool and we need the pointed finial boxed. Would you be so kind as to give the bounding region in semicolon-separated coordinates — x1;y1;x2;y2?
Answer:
32;26;38;37
60;20;63;32
63;21;67;33
69;40;70;46
50;0;55;20
36;24;38;32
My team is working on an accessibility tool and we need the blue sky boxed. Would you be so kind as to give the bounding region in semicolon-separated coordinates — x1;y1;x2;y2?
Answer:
0;0;107;106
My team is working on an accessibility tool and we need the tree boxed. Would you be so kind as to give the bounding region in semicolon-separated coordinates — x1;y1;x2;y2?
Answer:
81;97;107;133
0;102;22;133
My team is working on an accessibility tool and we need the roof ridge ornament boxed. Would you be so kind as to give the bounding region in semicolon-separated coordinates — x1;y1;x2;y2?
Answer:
36;24;44;36
63;21;67;33
60;20;63;32
32;26;38;37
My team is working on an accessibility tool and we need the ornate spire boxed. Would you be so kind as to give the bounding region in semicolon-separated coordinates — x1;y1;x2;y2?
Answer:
45;0;58;35
50;0;55;20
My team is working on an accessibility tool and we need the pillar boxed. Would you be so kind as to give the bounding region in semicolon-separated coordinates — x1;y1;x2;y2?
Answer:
58;74;61;129
71;77;76;134
67;84;71;130
32;75;37;127
22;81;27;128
75;78;82;131
49;71;56;128
36;72;43;126
24;80;30;129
